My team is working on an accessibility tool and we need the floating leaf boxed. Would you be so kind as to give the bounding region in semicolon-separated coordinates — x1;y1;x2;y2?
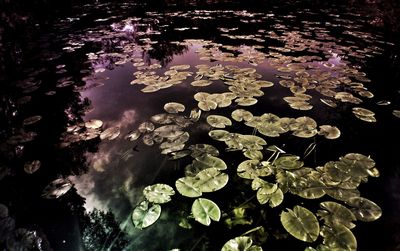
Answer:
237;160;274;179
346;197;382;222
42;178;72;199
191;198;221;226
221;236;263;251
131;201;161;229
207;115;232;128
143;184;175;204
138;122;155;133
100;127;120;140
189;144;219;158
164;102;185;114
195;168;229;193
318;125;341;139
393;110;400;118
321;223;357;251
318;201;356;229
280;205;320;242
175;177;202;198
191;80;212;87
24;160;41;174
274;155;304;170
154;125;184;138
84;119;103;129
22;115;43;128
231;109;253;122
126;130;141;141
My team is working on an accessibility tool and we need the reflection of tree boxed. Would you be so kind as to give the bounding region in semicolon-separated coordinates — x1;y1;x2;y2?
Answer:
147;42;189;66
80;209;129;251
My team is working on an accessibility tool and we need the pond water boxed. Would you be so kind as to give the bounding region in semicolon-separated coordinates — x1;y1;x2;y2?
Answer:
1;1;400;251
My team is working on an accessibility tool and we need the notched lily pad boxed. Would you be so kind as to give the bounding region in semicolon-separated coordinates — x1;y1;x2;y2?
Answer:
191;198;221;226
207;115;232;128
131;200;161;229
164;102;185;114
143;183;175;204
221;236;263;251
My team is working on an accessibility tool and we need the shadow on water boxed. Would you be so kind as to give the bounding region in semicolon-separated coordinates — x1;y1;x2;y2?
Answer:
1;1;400;251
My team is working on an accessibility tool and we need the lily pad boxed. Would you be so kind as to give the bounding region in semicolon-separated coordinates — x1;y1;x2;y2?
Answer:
221;236;263;251
231;109;253;122
164;102;185;114
143;183;175;204
346;197;382;222
24;160;41;174
207;115;232;128
100;126;120;140
320;223;357;251
175;177;202;198
84;119;103;129
131;201;161;229
274;155;304;170
195;168;229;193
318;201;356;229
42;178;72;199
318;125;341;139
280;205;320;242
192;198;221;226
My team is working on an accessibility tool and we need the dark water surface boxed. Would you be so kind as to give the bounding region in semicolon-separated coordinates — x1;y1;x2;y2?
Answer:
1;1;400;251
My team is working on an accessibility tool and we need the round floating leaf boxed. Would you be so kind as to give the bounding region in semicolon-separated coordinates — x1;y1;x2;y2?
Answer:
164;102;185;114
198;100;218;111
318;201;356;229
346;197;382;222
189;144;219;158
42;178;72;199
268;188;284;208
191;80;212;87
24;160;41;174
84;119;103;129
318;125;341;139
231;109;253;122
274;155;304;170
131;201;161;229
196;168;229;193
154;125;184;138
196;155;227;170
207;115;232;128
321;223;357;251
143;183;175;204
280;205;320;242
237;160;274;179
126;130;141;141
209;130;230;141
100;127;120;140
221;236;263;251
138;122;155;133
191;198;221;226
175;177;202;198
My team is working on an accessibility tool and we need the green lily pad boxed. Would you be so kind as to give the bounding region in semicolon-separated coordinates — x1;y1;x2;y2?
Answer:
154;125;184;138
318;125;341;140
231;109;254;122
209;130;230;141
207;115;232;128
164;102;185;113
318;201;356;229
346;197;382;222
321;223;357;251
221;236;263;251
192;198;221;226
189;144;219;158
237;160;274;179
280;205;320;242
274;155;304;170
131;201;161;229
195;168;229;193
191;79;212;87
138;122;155;133
175;177;202;198
143;183;175;204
